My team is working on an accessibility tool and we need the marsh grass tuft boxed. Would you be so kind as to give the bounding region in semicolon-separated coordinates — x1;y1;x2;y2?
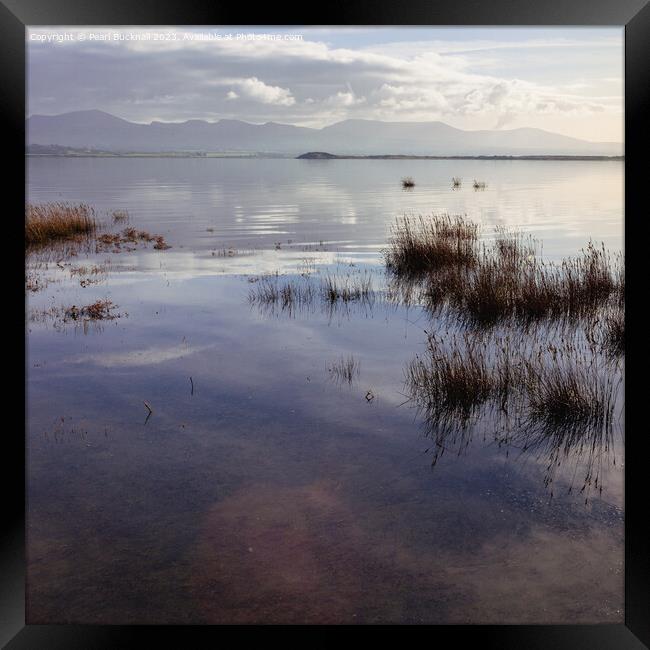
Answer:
522;340;620;433
401;177;415;188
26;203;97;248
30;299;122;327
64;299;118;322
405;331;519;427
409;329;621;498
602;309;625;356
249;272;374;315
386;216;623;327
384;214;479;276
248;275;316;313
387;216;623;495
406;337;491;424
406;328;620;437
322;273;373;304
96;228;171;252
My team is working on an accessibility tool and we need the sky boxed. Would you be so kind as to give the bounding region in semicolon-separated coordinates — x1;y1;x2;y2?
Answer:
27;26;623;142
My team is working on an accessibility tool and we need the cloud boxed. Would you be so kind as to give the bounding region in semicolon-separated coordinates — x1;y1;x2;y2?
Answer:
324;91;366;107
236;77;295;106
70;344;213;367
375;83;449;113
26;27;623;140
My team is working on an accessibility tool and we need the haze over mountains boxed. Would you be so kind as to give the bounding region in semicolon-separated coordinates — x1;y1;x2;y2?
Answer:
26;110;622;157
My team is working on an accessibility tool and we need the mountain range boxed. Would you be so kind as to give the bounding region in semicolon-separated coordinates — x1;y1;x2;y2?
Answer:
26;110;622;157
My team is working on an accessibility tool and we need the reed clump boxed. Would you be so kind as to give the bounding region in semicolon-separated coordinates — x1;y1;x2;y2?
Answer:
248;276;316;311
322;273;373;304
406;329;620;435
405;331;520;425
386;217;623;326
384;214;479;276
461;241;619;325
96;228;171;252
521;340;619;433
406;333;494;421
401;177;415;188
392;218;623;491
409;330;621;498
603;309;625;356
26;203;97;248
249;273;374;312
64;299;119;322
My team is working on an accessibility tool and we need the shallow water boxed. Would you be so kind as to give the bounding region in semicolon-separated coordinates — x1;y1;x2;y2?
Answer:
26;157;624;624
27;157;623;259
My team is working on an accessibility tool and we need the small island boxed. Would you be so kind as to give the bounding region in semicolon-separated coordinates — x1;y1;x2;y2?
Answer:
295;151;340;159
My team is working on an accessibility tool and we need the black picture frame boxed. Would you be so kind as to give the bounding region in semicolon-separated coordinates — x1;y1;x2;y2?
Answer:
3;1;647;646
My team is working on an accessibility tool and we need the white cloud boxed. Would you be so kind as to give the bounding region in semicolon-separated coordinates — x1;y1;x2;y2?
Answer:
26;27;623;140
324;91;366;107
236;77;295;106
70;344;213;367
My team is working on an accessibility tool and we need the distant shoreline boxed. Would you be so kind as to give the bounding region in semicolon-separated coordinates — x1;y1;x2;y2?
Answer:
24;143;624;161
24;152;624;161
296;152;624;161
25;151;283;159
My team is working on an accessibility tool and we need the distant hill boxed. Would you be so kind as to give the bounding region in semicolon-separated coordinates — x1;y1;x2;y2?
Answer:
26;110;623;157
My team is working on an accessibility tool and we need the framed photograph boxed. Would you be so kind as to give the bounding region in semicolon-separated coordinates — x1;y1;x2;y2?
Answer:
3;0;648;646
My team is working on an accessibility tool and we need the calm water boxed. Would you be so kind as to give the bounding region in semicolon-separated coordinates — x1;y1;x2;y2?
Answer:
26;157;624;624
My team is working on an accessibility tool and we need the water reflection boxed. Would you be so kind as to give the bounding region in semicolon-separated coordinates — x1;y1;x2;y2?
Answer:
402;324;623;500
26;157;624;624
27;157;624;258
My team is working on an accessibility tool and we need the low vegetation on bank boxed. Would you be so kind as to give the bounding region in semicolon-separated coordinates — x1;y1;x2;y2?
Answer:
26;203;172;257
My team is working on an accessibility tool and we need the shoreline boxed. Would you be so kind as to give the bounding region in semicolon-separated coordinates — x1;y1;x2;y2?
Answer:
296;152;624;161
25;152;624;161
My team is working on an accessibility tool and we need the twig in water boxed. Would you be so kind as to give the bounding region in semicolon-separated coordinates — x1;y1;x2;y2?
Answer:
143;400;153;425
